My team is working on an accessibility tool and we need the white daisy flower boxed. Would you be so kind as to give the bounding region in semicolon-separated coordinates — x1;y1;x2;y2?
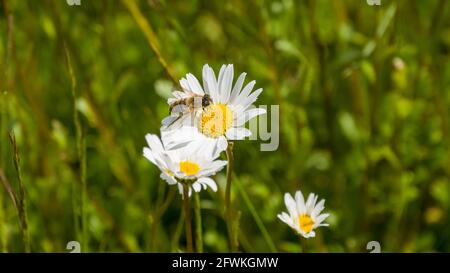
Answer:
143;133;227;198
162;64;266;151
278;190;330;238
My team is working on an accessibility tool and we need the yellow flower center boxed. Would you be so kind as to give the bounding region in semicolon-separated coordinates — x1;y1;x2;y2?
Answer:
179;160;200;176
198;104;233;138
299;214;314;234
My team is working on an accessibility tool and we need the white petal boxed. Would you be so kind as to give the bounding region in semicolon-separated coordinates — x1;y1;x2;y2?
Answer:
284;193;297;217
177;183;184;196
217;65;226;83
172;90;187;99
143;147;156;164
312;199;325;217
214;136;228;157
162;125;203;149
145;134;165;153
232;80;255;105
310;195;318;213
239;88;263;110
204;65;219;102
225;127;251;140
186;73;204;95
234;108;266;127
229;72;246;104
198;160;227;176
157;152;174;169
185;139;207;154
314;213;330;226
305;193;315;213
179;78;190;91
143;136;170;169
196;177;218;192
217;64;227;102
277;212;293;226
295;190;306;214
192;182;202;192
200;137;223;159
202;64;210;94
220;64;233;103
160;172;177;185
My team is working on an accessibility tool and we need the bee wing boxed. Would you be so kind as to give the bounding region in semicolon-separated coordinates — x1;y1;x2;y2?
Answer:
162;115;181;129
163;109;199;130
162;112;190;130
170;104;189;115
167;98;178;104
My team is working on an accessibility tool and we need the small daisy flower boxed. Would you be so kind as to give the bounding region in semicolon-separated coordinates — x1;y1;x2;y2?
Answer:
143;133;227;198
163;64;266;151
278;190;330;238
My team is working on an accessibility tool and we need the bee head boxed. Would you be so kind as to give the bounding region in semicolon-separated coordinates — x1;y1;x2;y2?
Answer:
202;94;212;108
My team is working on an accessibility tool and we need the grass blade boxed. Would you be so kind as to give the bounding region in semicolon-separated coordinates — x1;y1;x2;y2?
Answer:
8;132;30;252
122;0;178;84
64;45;88;252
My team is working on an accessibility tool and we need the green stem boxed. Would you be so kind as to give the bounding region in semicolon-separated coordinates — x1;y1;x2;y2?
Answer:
193;192;203;253
300;238;308;253
236;178;277;252
225;141;238;251
183;184;193;252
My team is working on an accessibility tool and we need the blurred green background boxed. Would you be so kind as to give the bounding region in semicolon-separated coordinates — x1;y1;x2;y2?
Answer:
0;0;449;252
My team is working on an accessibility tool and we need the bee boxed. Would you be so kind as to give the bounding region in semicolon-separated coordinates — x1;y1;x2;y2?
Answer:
163;93;213;128
169;93;212;114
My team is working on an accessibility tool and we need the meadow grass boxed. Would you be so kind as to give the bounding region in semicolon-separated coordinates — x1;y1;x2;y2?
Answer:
0;0;449;252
